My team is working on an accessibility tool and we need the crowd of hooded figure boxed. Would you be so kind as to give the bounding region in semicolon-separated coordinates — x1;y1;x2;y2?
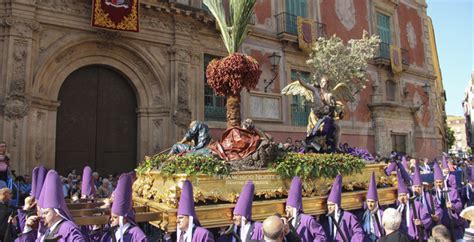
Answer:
158;155;474;242
0;166;147;242
1;154;474;242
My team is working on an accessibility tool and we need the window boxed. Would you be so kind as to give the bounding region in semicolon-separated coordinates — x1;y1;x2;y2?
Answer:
386;80;397;101
391;134;407;155
376;12;391;59
290;70;311;126
204;54;226;122
282;0;308;35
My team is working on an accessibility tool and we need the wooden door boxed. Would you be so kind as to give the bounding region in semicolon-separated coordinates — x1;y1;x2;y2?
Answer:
56;65;137;176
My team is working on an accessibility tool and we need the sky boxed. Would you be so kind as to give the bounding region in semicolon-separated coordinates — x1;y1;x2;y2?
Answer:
427;0;474;116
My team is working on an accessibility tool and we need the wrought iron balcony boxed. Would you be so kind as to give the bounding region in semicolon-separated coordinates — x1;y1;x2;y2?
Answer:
401;48;409;65
291;104;311;126
275;12;326;39
374;42;410;67
204;106;226;122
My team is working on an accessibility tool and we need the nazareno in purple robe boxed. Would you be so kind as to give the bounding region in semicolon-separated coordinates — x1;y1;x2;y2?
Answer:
435;188;466;240
216;221;263;242
14;229;37;242
321;210;365;242
166;226;215;242
292;213;326;242
35;220;88;242
418;190;442;231
361;209;383;242
462;184;474;207
396;200;432;241
100;225;148;242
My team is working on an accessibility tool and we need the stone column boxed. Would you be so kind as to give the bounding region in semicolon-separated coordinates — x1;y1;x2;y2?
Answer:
0;14;40;175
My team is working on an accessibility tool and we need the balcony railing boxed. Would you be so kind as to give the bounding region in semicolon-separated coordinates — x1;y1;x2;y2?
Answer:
401;48;409;65
291;104;311;126
375;42;410;66
276;12;326;38
204;106;226;122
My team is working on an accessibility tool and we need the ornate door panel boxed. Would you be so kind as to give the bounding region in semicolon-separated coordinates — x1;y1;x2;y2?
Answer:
56;65;137;176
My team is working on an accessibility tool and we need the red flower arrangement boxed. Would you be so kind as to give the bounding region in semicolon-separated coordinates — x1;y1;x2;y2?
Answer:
205;52;262;96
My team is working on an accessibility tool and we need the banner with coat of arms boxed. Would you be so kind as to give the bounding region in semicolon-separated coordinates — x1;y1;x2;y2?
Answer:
297;16;317;53
390;45;403;74
92;0;139;32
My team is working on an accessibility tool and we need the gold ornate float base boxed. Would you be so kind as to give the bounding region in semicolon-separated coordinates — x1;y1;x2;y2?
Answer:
132;164;396;232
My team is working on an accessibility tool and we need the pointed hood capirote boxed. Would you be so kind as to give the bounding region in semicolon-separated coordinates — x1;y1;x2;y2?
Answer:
111;173;136;225
366;172;378;201
328;175;342;206
81;166;96;197
442;156;449;169
177;180;201;226
234;181;255;220
38;170;74;221
286;176;303;212
412;165;422;186
433;161;444;181
397;170;409;194
30;167;39;198
35;166;47;199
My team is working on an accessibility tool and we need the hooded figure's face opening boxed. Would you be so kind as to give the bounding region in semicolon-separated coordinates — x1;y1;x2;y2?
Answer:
413;185;423;195
435;180;444;189
41;208;62;228
398;193;408;204
327;202;336;214
233;214;243;226
110;213;127;227
366;199;377;212
177;215;190;231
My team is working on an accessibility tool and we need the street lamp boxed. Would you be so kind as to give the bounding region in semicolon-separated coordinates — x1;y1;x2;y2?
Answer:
422;82;431;95
264;52;282;92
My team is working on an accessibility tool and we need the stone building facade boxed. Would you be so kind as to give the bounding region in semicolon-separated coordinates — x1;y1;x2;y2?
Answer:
446;116;468;155
0;0;445;175
463;72;474;149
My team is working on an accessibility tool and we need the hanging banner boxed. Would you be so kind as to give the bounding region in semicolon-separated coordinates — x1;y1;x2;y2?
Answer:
390;45;403;74
297;16;317;53
92;0;139;32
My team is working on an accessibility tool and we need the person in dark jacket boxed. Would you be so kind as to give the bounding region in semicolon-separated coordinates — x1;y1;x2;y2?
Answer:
378;208;409;242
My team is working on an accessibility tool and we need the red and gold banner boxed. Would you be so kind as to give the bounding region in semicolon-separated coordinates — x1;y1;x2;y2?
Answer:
297;16;317;53
390;45;403;74
92;0;139;32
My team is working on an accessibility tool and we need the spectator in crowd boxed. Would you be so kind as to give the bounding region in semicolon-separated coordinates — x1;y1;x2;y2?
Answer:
420;158;431;173
92;171;101;188
0;187;15;241
61;176;70;198
96;178;113;198
0;142;10;184
428;224;451;242
378;208;410;242
261;215;285;242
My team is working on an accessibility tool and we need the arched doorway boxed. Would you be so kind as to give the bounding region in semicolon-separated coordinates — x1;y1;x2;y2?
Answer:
55;65;137;176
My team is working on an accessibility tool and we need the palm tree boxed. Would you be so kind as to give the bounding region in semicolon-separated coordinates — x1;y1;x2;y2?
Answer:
204;0;261;128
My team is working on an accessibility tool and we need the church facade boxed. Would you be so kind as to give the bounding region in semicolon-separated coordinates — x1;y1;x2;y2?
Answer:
0;0;445;175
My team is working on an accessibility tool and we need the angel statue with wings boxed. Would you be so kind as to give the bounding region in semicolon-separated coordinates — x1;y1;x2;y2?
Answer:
282;32;380;153
282;74;350;153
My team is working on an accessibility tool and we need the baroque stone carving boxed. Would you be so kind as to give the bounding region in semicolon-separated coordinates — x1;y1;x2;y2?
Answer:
34;111;45;161
335;0;356;31
152;118;163;153
0;17;40;37
37;0;90;16
173;63;192;129
3;94;29;120
167;46;192;62
141;14;173;31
